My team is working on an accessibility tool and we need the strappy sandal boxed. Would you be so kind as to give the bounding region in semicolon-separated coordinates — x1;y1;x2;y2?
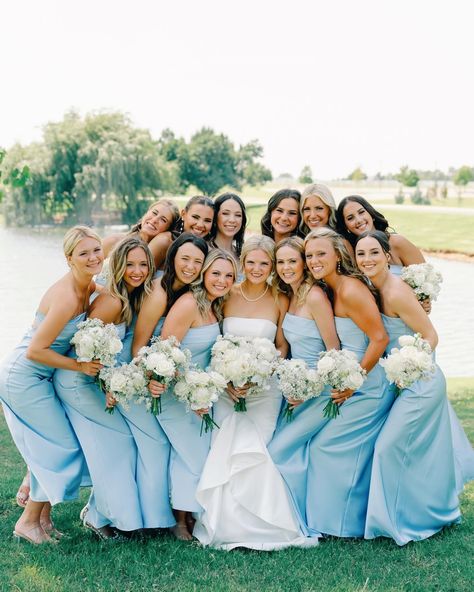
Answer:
80;506;121;541
13;525;57;545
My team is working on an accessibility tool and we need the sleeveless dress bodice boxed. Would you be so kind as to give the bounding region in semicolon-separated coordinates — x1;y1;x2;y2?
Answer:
223;316;277;341
181;323;221;369
282;313;324;369
389;264;404;277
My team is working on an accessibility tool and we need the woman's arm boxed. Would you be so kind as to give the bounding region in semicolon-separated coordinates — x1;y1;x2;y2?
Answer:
392;282;438;350
275;294;290;359
390;234;425;266
88;293;122;324
148;232;173;271
307;287;340;351
160;294;198;343
102;233;124;258
132;282;168;357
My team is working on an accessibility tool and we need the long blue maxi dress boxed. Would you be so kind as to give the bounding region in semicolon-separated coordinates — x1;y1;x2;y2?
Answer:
53;323;143;531
364;315;461;545
0;312;87;504
157;323;219;512
268;313;332;536
306;317;394;537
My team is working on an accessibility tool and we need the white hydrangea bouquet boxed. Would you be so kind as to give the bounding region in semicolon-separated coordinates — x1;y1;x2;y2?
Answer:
380;333;435;395
99;362;148;414
174;367;227;434
275;358;324;422
401;263;442;302
210;334;280;412
316;349;367;419
70;318;123;392
137;336;191;415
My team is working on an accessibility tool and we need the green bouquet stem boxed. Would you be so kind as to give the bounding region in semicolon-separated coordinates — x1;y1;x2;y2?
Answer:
200;413;220;436
322;398;341;419
151;396;162;416
104;406;115;414
234;397;247;412
282;403;295;423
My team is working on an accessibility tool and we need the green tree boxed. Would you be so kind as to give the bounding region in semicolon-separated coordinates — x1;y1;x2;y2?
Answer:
237;139;272;186
347;167;367;181
396;165;419;187
453;165;473;197
0;148;30;201
299;165;313;184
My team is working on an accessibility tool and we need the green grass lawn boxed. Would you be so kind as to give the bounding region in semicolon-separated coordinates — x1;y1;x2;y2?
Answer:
245;205;474;256
1;378;473;592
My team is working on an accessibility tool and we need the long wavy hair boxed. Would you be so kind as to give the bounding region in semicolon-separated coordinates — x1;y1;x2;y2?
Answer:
173;195;215;239
299;183;337;235
273;236;314;306
161;233;209;313
209;192;247;257
335;195;391;247
260;189;302;239
304;227;381;307
106;237;155;325
191;249;237;322
129;199;180;236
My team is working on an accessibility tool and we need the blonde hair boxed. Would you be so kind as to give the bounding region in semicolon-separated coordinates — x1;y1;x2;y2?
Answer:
240;234;278;300
129;199;180;235
63;225;102;258
273;236;314;306
191;249;237;321
300;183;337;234
107;237;154;325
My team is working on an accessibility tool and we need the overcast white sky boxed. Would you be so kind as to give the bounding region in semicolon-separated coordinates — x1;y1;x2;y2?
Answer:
2;0;473;179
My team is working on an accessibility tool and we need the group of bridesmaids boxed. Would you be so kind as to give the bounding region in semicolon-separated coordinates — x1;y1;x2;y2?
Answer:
1;185;473;549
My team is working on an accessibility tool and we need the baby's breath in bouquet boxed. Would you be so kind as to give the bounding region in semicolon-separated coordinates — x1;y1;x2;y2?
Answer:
401;263;442;302
99;362;148;414
275;358;324;422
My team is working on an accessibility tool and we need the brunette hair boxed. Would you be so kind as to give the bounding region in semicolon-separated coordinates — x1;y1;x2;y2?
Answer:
336;195;390;247
209;192;247;257
260;189;302;239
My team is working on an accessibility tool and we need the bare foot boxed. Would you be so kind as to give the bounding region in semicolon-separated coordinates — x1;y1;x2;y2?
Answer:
15;471;30;508
170;523;193;541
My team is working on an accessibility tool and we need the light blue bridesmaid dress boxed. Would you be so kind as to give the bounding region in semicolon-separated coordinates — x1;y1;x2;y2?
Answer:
113;317;175;528
365;315;461;545
157;323;219;512
307;317;395;537
268;313;332;535
0;312;87;504
53;323;143;532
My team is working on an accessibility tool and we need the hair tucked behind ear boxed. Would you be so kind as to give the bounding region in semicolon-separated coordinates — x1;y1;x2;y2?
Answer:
273;236;314;306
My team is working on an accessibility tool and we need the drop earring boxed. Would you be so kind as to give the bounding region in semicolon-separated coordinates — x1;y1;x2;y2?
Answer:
337;260;341;273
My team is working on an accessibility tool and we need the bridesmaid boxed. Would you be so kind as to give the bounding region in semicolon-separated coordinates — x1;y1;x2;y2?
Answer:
147;249;236;540
54;240;148;539
268;236;339;533
261;189;302;243
170;195;215;241
304;227;393;538
0;226;102;544
103;199;180;271
335;195;425;273
355;231;465;545
299;183;337;235
208;192;247;260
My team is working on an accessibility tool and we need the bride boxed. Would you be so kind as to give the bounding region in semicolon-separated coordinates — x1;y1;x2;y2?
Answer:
193;235;318;550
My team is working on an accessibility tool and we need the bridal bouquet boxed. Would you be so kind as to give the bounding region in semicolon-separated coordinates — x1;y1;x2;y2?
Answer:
317;349;367;419
70;318;123;392
99;362;148;414
401;263;442;302
174;367;227;434
210;334;280;412
137;336;191;415
275;358;324;422
380;333;435;394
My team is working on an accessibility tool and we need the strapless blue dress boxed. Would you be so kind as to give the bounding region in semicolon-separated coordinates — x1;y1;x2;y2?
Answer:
365;315;461;545
268;313;332;535
0;312;87;504
307;317;394;537
53;322;142;531
158;323;219;512
113;316;175;528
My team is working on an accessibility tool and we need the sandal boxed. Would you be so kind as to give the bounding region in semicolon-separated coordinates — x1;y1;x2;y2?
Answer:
13;525;57;545
80;506;121;541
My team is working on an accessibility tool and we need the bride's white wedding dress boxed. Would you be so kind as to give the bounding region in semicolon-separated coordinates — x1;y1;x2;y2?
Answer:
193;317;319;550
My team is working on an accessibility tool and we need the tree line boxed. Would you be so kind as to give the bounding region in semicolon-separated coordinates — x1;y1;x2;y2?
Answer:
0;111;272;226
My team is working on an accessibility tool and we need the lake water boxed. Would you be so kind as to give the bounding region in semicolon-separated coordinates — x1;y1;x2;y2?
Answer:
0;227;473;376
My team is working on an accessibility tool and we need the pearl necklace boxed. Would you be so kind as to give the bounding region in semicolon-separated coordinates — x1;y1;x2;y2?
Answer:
239;283;269;302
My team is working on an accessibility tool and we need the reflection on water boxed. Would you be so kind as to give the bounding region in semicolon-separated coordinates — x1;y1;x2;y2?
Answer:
0;227;473;376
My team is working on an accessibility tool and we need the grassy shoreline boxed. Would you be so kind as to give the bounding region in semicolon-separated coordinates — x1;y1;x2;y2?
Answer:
0;378;472;591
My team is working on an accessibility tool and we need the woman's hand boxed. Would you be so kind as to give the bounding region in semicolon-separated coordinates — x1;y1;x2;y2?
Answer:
78;360;103;377
194;408;209;418
225;382;251;403
420;298;432;315
286;397;304;409
148;379;166;398
105;392;117;410
331;388;355;405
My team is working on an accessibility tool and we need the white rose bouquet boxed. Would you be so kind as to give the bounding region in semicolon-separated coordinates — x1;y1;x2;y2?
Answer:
401;263;442;302
380;333;435;394
174;367;227;434
99;362;148;414
210;334;280;412
137;336;191;415
316;349;367;419
275;358;324;422
70;318;123;392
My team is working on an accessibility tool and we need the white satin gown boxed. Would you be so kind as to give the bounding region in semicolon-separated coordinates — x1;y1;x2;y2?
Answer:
193;317;318;550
